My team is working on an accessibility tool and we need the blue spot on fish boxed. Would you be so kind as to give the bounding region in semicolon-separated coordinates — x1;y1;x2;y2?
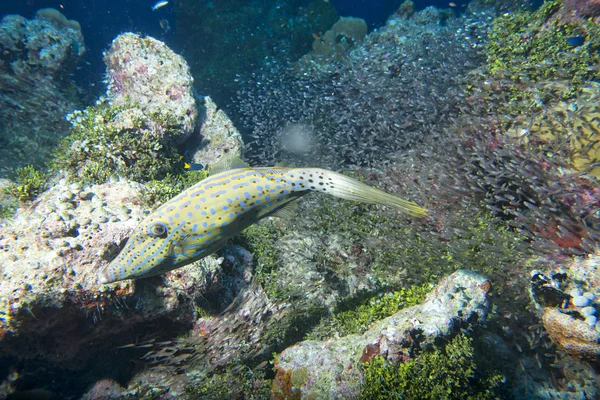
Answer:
229;213;234;219
210;190;227;198
244;192;251;199
195;205;201;210
210;208;216;215
188;212;193;217
203;222;208;228
192;224;198;232
179;201;191;209
223;205;229;211
201;211;207;216
567;36;585;47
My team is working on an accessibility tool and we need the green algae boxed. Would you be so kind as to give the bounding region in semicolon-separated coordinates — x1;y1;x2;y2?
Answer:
306;283;430;340
3;165;48;203
51;102;182;184
141;169;209;207
360;334;505;400
479;0;600;118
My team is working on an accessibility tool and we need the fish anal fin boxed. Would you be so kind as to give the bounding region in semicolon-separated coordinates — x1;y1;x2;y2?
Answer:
210;153;248;175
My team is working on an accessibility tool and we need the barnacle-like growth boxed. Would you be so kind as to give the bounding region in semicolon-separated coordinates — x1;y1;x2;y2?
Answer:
359;334;505;399
52;102;181;184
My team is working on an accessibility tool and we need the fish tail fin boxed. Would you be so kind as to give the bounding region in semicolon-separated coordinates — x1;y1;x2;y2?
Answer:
318;169;428;218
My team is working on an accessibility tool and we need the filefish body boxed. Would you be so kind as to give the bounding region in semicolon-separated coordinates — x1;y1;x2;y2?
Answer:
99;167;427;283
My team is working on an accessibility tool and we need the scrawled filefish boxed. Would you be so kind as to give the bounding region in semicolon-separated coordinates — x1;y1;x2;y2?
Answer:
99;156;427;283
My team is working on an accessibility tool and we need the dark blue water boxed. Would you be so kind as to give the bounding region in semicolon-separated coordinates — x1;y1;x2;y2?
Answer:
0;0;467;98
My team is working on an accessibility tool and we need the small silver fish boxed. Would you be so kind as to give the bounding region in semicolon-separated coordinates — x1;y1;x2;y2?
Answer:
152;1;169;11
99;155;427;283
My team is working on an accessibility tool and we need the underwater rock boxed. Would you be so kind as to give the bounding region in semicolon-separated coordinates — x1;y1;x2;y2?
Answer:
563;0;600;17
530;254;600;363
0;9;84;78
272;270;492;398
0;9;85;174
0;177;222;366
188;96;244;167
542;308;600;361
104;32;197;143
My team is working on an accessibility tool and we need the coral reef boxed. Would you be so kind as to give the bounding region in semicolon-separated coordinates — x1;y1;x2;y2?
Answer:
530;253;600;363
0;9;84;79
271;270;492;399
0;175;241;396
0;9;85;175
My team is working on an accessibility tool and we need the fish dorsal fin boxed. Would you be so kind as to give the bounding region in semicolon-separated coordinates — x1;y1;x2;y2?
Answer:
271;200;299;221
274;160;292;168
210;153;248;176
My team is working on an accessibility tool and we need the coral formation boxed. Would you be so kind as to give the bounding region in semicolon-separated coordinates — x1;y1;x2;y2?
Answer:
296;17;368;70
530;254;600;363
0;9;85;175
189;96;244;167
271;270;492;398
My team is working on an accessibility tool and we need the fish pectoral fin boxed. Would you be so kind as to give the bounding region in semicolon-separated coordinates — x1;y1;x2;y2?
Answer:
168;237;194;258
270;199;299;221
210;153;248;175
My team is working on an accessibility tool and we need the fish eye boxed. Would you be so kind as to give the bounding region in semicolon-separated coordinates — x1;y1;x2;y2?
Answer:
147;222;168;237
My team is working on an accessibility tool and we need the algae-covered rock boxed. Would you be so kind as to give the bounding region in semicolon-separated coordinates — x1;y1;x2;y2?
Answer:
104;32;197;143
272;270;492;398
53;33;199;184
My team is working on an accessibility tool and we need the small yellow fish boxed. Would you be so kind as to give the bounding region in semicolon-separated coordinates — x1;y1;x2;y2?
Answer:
99;156;427;283
152;1;169;11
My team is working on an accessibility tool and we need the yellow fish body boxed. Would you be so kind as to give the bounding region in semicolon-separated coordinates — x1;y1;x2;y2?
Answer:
99;159;427;283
